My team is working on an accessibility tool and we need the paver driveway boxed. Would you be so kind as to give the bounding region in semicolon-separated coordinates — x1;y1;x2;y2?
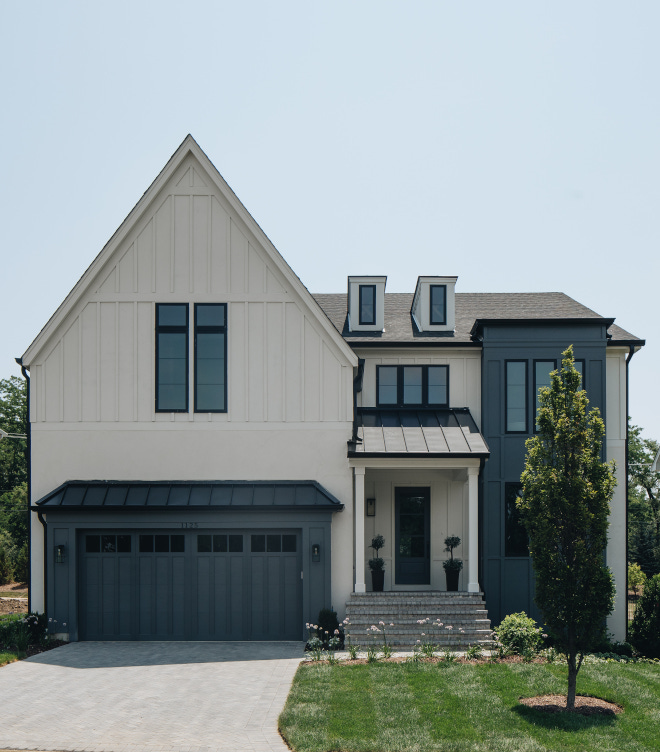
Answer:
0;641;304;752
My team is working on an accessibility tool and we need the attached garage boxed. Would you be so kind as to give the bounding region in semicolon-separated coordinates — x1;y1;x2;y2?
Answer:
34;481;341;642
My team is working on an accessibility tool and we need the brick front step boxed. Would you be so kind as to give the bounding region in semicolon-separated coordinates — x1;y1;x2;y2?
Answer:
345;591;494;648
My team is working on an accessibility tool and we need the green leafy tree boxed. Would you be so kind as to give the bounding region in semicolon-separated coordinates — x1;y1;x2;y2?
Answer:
628;423;660;575
628;562;647;598
0;483;28;549
0;376;27;494
519;346;616;710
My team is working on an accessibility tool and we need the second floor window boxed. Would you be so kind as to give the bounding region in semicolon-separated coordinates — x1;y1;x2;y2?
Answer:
156;303;227;413
429;284;446;325
377;365;448;407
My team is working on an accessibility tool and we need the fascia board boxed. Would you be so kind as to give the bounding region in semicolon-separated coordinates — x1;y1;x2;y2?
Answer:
23;135;357;368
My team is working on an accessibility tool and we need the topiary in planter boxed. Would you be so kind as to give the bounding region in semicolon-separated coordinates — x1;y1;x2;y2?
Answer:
629;573;660;658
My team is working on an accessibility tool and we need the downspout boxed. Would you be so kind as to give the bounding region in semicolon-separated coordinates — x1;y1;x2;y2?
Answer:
349;359;365;446
15;358;31;613
625;345;636;639
36;510;47;620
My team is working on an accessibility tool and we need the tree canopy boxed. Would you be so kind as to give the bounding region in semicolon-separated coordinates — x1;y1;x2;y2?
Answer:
628;423;660;576
0;376;27;494
519;346;615;709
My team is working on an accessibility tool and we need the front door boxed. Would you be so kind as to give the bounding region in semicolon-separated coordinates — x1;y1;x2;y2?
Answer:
395;487;430;585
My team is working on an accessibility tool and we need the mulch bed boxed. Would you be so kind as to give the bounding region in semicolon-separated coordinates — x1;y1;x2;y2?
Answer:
519;694;623;716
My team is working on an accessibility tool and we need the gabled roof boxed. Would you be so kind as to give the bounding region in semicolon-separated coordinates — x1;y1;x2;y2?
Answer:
34;480;344;511
22;135;357;367
314;292;643;346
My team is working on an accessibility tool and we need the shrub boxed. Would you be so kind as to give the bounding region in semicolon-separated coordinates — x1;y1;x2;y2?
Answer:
629;562;647;598
629;573;660;658
317;608;343;648
493;612;544;656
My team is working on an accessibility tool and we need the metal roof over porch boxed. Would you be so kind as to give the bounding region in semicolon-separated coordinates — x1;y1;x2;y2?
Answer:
348;408;490;458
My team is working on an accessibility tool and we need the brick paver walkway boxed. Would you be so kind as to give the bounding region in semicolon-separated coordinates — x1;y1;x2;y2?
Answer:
0;641;304;752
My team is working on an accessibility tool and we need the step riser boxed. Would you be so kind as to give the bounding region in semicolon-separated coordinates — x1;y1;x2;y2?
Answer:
344;592;492;648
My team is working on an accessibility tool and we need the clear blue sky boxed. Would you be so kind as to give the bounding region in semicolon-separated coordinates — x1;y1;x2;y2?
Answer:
1;1;658;441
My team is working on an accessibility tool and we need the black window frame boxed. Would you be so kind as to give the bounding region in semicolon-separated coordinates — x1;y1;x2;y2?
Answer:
574;359;585;389
359;284;377;326
194;303;228;413
504;483;528;557
376;365;449;408
505;360;528;434
155;303;189;413
429;284;447;325
533;359;556;433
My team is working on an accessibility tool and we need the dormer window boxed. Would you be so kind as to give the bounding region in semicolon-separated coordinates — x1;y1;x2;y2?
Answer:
359;285;376;325
429;285;447;325
347;276;386;332
412;276;457;333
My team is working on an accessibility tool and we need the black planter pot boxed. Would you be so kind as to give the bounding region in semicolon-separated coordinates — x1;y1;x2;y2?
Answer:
371;569;385;592
445;569;460;592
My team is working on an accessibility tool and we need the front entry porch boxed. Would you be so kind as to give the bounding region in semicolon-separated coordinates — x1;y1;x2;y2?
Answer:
351;460;482;595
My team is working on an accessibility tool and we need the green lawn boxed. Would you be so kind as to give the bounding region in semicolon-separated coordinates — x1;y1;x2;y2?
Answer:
279;660;660;752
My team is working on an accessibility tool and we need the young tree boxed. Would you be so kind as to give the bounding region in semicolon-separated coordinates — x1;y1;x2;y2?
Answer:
0;376;27;494
519;346;616;710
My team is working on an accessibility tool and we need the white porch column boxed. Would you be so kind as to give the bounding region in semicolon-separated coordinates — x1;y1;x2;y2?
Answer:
354;466;366;593
467;466;480;593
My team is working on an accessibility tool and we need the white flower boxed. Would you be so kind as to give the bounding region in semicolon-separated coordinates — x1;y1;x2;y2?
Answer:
379;621;385;626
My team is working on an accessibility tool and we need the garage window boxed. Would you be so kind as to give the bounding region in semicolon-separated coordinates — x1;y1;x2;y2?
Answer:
85;534;131;553
197;534;243;553
251;534;297;553
138;534;185;553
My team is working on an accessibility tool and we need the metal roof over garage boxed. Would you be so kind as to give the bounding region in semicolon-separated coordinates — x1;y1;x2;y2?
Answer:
34;480;344;510
349;408;489;458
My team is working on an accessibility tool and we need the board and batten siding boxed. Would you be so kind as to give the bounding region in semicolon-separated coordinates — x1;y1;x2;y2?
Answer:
28;155;353;428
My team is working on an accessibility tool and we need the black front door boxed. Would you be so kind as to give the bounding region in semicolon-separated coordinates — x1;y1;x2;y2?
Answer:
395;487;430;585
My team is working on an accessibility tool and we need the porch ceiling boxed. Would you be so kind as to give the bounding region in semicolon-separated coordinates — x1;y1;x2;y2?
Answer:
348;408;489;458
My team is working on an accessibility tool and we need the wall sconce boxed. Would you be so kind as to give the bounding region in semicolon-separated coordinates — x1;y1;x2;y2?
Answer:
311;543;320;562
366;498;376;517
55;544;66;564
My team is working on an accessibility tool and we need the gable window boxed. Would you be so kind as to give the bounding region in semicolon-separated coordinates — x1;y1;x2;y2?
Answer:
429;285;447;325
156;303;227;413
504;483;528;557
156;304;189;412
359;285;376;325
505;361;527;433
194;304;227;412
534;360;555;432
377;365;449;407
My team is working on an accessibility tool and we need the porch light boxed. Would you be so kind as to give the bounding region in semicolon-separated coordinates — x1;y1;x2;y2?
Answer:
366;498;376;516
55;545;66;564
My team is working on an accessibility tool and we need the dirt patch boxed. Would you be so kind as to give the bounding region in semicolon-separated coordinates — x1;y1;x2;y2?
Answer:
519;694;623;716
0;599;28;616
0;582;28;596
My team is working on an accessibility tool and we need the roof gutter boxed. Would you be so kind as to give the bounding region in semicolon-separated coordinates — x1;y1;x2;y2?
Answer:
15;357;31;613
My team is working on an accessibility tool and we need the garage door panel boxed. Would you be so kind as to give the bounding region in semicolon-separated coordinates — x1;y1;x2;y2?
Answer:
80;528;302;641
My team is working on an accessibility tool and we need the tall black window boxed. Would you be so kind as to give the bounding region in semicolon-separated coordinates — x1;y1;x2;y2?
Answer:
534;360;555;431
429;285;446;325
195;304;227;412
505;483;528;557
377;365;449;407
156;304;188;411
505;361;527;432
359;285;376;325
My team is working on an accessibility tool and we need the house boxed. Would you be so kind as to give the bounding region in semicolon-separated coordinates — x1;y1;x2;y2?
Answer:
21;135;643;643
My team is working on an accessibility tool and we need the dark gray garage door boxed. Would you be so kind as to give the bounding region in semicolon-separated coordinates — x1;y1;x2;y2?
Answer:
79;529;302;641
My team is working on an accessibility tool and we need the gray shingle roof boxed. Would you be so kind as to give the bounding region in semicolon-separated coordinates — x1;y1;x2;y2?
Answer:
313;292;641;345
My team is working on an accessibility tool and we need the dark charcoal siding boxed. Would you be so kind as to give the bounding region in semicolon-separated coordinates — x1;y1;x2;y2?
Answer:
479;322;608;627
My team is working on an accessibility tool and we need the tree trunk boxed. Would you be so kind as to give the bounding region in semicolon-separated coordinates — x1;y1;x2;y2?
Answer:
567;652;577;710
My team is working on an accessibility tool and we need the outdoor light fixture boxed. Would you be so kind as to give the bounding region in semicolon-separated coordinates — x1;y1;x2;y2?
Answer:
311;543;320;562
366;498;376;516
55;545;66;564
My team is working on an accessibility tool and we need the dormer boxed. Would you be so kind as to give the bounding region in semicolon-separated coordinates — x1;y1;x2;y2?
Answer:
411;276;457;333
347;276;387;332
